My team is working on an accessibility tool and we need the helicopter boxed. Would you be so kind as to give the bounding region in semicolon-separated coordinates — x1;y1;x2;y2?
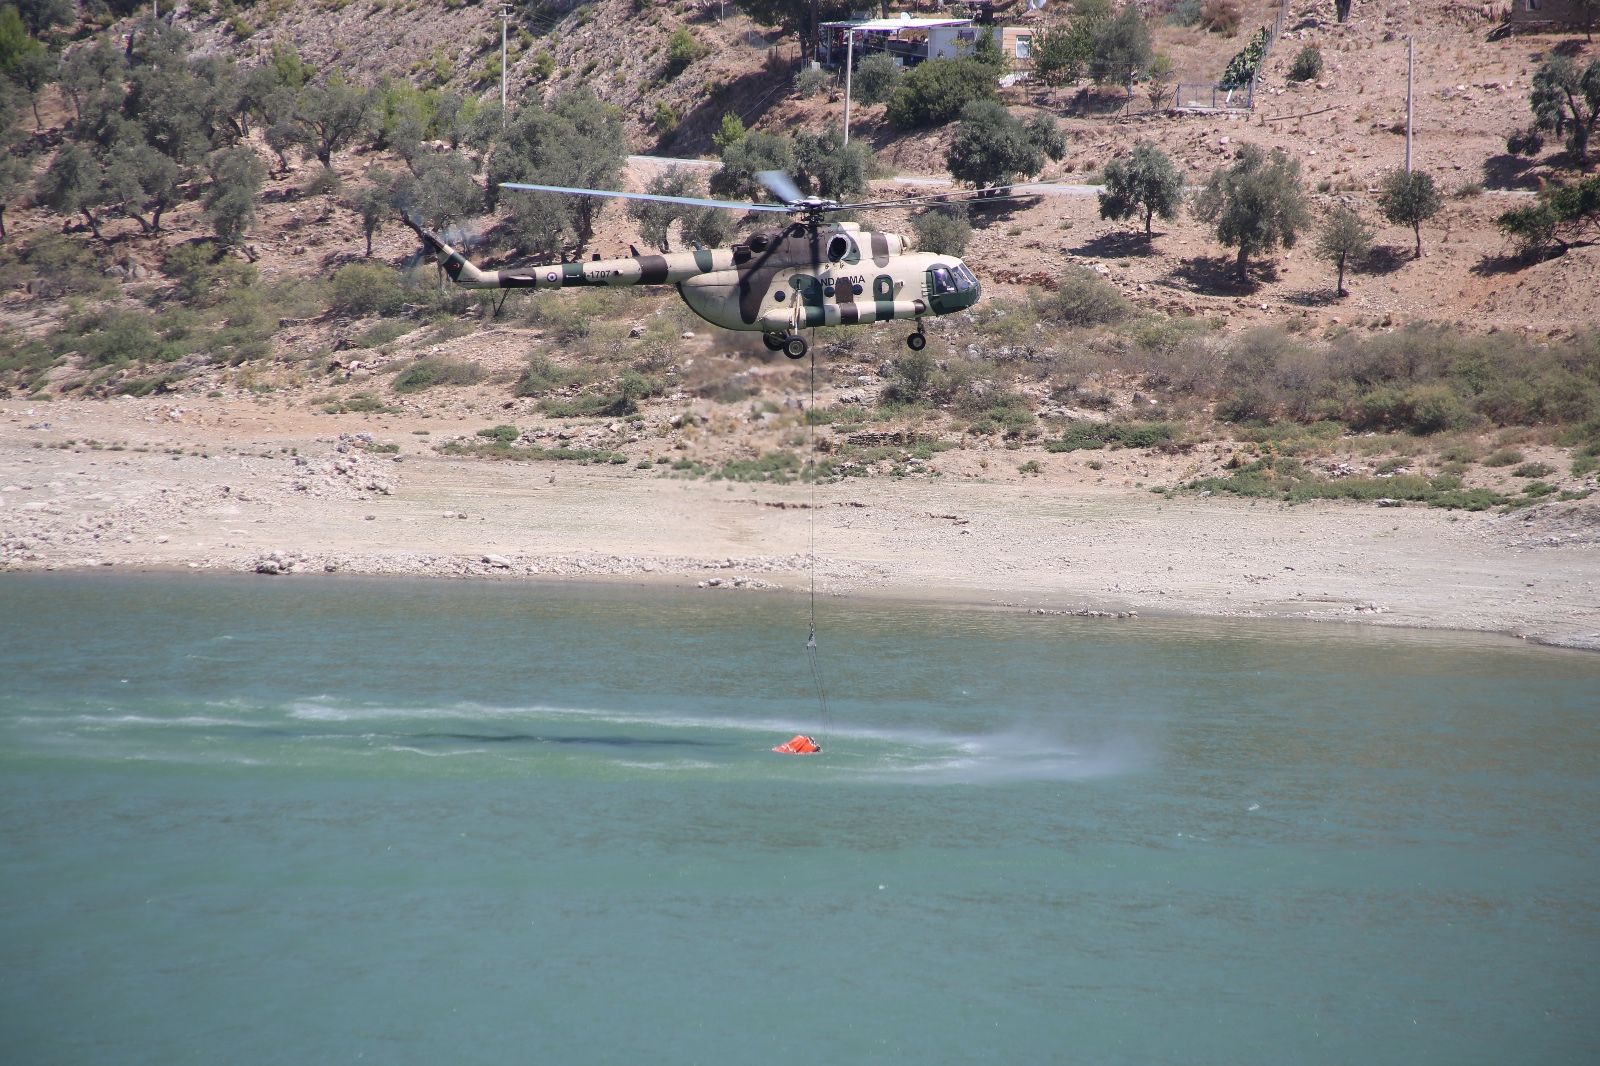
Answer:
400;170;1024;360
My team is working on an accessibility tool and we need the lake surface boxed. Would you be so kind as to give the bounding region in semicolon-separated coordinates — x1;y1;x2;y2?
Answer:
2;573;1597;1064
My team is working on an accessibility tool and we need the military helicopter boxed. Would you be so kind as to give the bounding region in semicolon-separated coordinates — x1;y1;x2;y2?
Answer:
402;170;1016;360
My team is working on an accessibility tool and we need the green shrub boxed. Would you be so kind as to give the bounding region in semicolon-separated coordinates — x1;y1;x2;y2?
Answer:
330;264;405;317
321;391;401;414
853;53;903;106
477;424;521;443
1044;421;1176;451
712;450;804;483
1190;456;1508;509
1167;0;1202;25
1287;44;1322;83
913;205;971;255
664;27;706;79
885;59;998;128
1482;447;1524;467
1049;267;1130;326
351;321;412;349
515;352;575;396
1221;27;1270;86
1510;461;1554;478
392;357;485;393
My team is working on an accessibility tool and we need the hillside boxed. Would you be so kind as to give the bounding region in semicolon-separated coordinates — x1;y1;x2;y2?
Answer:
0;0;1596;534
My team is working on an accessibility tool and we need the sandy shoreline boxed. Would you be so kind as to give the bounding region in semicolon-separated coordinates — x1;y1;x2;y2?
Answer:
4;397;1598;652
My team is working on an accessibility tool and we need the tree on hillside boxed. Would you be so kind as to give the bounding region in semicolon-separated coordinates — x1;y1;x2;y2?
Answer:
946;100;1065;189
1566;0;1596;42
708;130;794;201
0;5;42;78
14;0;73;37
853;53;902;106
1145;51;1176;110
794;124;869;201
913;202;971;255
488;87;627;258
627;167;732;252
59;35;126;125
884;58;997;128
292;80;376;167
1528;54;1600;164
391;149;481;233
1313;203;1373;297
1090;4;1152;93
35;142;108;238
203;145;266;250
0;149;32;241
103;138;182;232
1192;144;1310;284
10;51;55;129
346;168;395;257
1376;169;1440;258
1098;140;1183;235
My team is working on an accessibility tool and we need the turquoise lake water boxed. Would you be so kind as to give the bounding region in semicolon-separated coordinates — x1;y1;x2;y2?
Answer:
1;573;1597;1064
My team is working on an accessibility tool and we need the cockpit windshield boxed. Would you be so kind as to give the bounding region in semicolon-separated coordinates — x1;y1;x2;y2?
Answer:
952;264;978;292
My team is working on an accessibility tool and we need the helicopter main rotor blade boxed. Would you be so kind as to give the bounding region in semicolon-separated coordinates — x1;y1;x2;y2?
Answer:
755;170;806;206
833;180;1087;212
499;182;791;214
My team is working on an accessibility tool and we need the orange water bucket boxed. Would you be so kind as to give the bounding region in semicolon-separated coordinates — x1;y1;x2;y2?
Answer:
772;734;820;754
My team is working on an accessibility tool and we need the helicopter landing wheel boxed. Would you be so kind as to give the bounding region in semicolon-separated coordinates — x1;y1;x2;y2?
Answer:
783;335;809;359
762;333;785;352
905;331;927;352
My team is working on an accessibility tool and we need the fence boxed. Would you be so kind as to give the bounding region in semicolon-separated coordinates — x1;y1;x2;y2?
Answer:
1175;82;1255;110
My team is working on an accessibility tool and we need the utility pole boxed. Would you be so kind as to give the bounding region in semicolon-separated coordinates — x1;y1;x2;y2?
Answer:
842;29;855;146
1405;36;1414;173
500;1;512;125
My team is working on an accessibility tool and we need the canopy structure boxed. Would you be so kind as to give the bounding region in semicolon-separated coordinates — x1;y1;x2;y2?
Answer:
820;15;973;31
814;14;977;68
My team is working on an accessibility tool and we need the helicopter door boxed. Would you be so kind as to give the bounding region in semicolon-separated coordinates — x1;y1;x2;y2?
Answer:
873;274;896;320
790;274;823;327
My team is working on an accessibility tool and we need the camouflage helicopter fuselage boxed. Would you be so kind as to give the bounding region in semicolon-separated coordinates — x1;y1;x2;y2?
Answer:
411;220;982;339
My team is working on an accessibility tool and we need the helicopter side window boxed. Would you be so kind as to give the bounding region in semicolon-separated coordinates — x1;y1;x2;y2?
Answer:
952;265;977;293
930;266;956;295
873;275;894;300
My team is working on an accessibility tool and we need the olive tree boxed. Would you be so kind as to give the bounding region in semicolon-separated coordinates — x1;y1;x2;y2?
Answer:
794;124;869;201
292;80;376;167
1098;140;1182;235
709;130;794;201
1191;144;1310;283
1376;169;1440;258
853;52;902;106
103;139;183;232
946;100;1065;189
1528;55;1600;165
1089;4;1152;93
203;145;266;249
1313;203;1373;297
346;169;395;256
0;148;31;241
35;142;108;238
487;87;627;258
913;203;971;255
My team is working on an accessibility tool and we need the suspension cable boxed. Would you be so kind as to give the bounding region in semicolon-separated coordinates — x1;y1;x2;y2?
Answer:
805;333;832;745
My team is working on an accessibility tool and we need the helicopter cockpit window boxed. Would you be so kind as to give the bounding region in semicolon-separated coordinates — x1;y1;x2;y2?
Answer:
930;266;956;295
952;265;978;292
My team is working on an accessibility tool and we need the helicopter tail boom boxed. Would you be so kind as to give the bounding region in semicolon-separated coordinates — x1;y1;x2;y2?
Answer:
404;216;731;291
